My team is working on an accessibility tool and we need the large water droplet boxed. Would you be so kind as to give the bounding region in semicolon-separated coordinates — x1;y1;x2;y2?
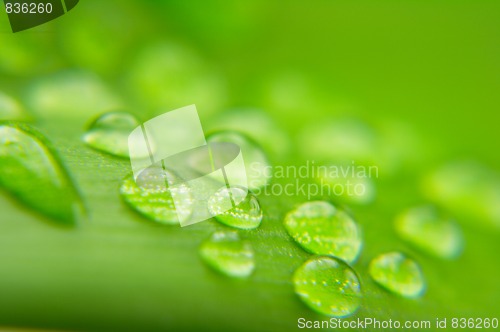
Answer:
0;91;30;121
206;131;272;190
369;252;425;298
284;201;362;264
208;186;263;229
83;111;140;158
0;124;82;224
395;206;463;259
199;231;255;278
120;166;193;225
293;256;362;317
423;161;500;230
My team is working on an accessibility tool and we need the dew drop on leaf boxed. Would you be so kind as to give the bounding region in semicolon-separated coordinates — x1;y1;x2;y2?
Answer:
206;131;271;190
83;111;140;158
120;165;193;225
423;161;500;230
0;124;83;224
199;231;255;278
208;186;263;230
369;251;425;298
395;206;463;259
284;201;362;264
293;256;362;317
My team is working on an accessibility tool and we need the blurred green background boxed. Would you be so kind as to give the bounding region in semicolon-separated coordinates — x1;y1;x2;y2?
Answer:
0;0;499;331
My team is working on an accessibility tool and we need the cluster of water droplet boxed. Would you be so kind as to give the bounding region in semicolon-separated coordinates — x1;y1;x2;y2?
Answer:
0;103;477;321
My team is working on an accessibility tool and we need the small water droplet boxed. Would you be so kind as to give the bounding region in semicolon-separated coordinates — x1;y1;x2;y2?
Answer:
423;161;500;230
293;256;361;317
0;124;82;224
207;131;272;189
120;165;193;225
284;201;362;264
369;252;425;298
208;186;263;229
199;231;255;278
395;206;463;259
83;111;140;158
0;91;30;121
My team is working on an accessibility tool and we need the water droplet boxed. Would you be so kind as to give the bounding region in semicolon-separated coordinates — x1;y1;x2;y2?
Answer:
293;256;361;317
208;186;263;229
395;206;463;259
423;161;500;230
120;165;193;225
0;124;82;224
206;131;272;190
0;91;30;121
83;111;140;158
369;252;425;298
284;201;362;263
199;231;255;278
27;70;120;119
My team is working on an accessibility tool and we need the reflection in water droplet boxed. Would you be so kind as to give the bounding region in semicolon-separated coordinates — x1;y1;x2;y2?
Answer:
209;186;263;229
206;131;272;190
199;231;255;278
293;256;362;317
0;91;30;121
0;124;82;224
120;166;193;225
423;162;500;230
369;252;425;298
83;111;140;158
284;201;362;264
395;206;463;259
